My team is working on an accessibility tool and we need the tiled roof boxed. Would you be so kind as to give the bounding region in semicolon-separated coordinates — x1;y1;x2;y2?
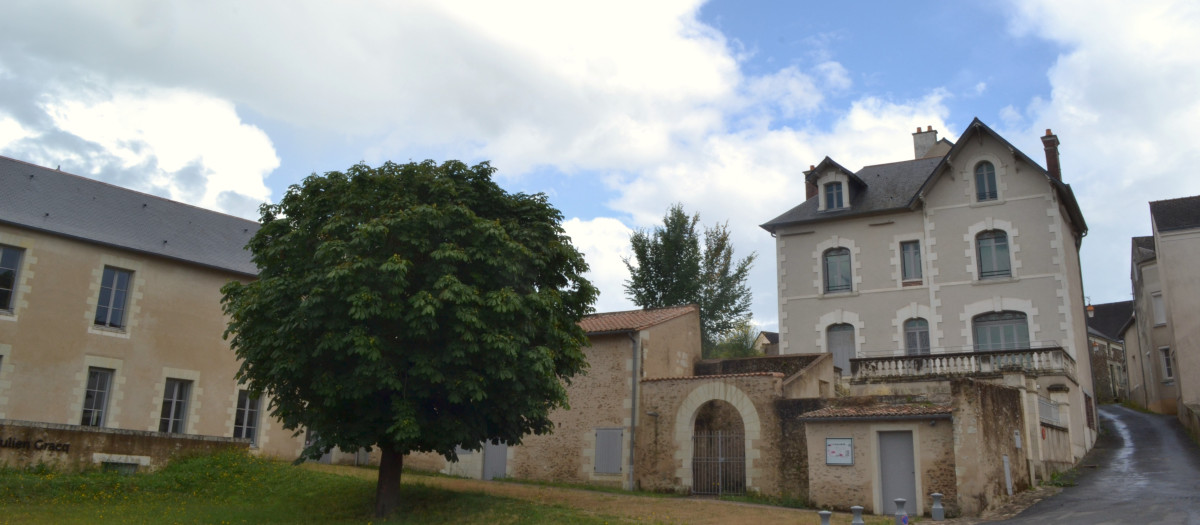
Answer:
579;305;697;334
759;331;779;345
1087;300;1133;341
1150;195;1200;232
1132;236;1156;265
641;372;783;382
0;155;260;276
801;403;952;420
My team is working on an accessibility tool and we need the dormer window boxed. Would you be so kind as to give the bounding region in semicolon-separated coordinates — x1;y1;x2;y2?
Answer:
975;161;997;201
824;182;844;209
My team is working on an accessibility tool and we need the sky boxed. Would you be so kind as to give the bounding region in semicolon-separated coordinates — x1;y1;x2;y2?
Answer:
2;0;1198;331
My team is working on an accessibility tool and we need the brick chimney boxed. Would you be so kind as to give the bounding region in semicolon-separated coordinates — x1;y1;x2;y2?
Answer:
1042;129;1061;181
913;125;938;159
805;165;818;199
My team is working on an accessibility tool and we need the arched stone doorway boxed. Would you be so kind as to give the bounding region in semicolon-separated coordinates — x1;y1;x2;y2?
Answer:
691;399;746;495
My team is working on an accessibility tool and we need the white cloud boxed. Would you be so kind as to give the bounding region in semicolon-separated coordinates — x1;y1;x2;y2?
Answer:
0;116;29;148
1006;0;1200;302
562;217;636;314
816;61;852;91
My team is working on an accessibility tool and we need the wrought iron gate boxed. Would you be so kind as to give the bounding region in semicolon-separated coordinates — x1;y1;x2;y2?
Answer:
691;430;745;495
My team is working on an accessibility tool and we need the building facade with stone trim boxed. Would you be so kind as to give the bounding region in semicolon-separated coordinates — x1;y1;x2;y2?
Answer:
0;155;306;468
1126;196;1200;433
761;120;1097;464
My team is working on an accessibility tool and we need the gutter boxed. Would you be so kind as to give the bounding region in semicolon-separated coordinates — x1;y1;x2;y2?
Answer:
627;331;640;491
800;413;952;423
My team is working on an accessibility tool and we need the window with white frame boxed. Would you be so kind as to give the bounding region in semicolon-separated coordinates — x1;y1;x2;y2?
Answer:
976;230;1011;279
234;390;261;445
973;311;1029;351
594;428;623;474
159;378;191;433
1152;292;1166;325
94;267;133;328
904;318;930;355
81;367;114;427
824;182;844;209
823;248;852;293
900;241;922;282
975;161;997;201
1160;347;1174;379
1;245;22;312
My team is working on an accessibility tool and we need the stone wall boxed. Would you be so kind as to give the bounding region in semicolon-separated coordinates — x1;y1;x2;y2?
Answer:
0;419;247;472
695;354;820;378
635;374;783;494
951;380;1029;516
775;398;829;499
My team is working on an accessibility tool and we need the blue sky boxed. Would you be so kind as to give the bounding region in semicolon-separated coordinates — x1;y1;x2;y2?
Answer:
2;0;1198;331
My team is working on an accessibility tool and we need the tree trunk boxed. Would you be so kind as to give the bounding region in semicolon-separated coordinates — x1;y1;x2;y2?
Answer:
375;446;403;517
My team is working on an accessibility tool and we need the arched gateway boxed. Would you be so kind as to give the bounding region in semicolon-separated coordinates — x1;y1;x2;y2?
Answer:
673;382;762;495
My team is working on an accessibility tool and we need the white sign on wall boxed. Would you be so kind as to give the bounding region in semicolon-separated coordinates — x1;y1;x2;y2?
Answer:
826;437;853;465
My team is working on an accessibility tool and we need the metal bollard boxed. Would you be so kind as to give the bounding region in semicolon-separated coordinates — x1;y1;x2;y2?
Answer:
851;505;865;525
931;493;945;521
818;510;832;525
894;498;909;525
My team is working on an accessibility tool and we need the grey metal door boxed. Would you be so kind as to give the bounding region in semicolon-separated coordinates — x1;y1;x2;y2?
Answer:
482;441;507;480
879;431;917;515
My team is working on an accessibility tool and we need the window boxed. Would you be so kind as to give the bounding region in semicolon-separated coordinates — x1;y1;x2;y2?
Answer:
1152;292;1166;325
904;318;930;355
973;311;1029;351
594;428;623;474
234;390;261;445
159;378;191;433
1160;347;1174;379
81;367;114;427
824;182;844;209
1;245;22;311
94;267;133;328
823;248;852;293
975;161;997;201
827;323;855;375
900;241;922;282
976;230;1011;279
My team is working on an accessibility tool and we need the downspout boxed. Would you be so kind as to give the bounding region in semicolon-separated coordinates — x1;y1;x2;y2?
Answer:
627;331;640;491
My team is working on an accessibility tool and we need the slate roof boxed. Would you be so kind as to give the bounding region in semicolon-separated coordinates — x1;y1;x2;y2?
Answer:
1150;195;1200;232
1086;300;1133;341
762;118;1088;236
0;155;260;276
1132;236;1156;265
800;403;952;420
759;331;779;345
579;305;697;334
762;156;942;231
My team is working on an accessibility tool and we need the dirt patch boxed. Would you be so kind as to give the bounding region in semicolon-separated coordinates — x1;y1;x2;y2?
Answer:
303;464;892;524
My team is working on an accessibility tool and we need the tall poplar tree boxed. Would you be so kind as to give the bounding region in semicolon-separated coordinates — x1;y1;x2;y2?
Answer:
623;204;755;351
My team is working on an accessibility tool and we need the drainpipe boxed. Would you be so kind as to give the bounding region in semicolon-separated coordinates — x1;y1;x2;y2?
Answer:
628;331;640;491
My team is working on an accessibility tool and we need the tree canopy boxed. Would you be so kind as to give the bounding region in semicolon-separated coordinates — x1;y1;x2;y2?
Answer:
221;160;597;516
623;204;755;353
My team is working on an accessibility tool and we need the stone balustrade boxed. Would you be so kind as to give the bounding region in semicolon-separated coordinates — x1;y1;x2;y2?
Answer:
850;345;1076;383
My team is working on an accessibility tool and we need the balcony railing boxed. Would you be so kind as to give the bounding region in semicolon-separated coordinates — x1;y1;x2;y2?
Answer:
850;341;1076;383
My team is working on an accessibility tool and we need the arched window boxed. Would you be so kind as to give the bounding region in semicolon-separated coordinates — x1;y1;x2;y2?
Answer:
827;323;855;375
976;230;1011;279
973;311;1029;351
904;318;930;355
824;182;844;209
823;248;852;293
975;161;997;201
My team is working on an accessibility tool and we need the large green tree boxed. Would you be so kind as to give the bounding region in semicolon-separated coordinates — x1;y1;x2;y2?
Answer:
221;160;597;517
623;204;755;352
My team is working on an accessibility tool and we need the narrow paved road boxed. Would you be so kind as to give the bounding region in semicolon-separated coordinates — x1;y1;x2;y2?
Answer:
996;404;1200;524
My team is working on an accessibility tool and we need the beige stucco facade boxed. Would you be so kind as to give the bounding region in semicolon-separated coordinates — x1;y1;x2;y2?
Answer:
0;224;305;461
766;122;1096;462
1129;242;1179;413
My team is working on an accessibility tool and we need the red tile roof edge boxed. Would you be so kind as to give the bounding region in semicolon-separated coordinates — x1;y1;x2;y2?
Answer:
579;304;698;333
641;372;784;382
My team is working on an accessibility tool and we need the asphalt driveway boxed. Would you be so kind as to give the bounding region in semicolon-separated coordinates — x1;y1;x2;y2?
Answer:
995;404;1200;524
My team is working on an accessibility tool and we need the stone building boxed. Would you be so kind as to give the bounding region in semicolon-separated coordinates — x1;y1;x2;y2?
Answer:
0;155;305;470
1085;301;1131;404
759;119;1096;510
1125;196;1200;434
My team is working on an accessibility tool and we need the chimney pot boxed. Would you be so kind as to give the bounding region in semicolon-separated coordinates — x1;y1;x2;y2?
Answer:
809;165;815;170
1041;131;1062;181
916;127;921;133
926;125;933;132
1045;128;1053;136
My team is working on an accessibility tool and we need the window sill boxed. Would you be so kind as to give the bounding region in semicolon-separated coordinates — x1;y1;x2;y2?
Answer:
91;325;127;334
973;276;1018;286
820;291;859;298
970;198;1006;208
901;280;924;287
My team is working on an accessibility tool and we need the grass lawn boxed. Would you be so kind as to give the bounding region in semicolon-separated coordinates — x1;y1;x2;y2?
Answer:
0;450;643;524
